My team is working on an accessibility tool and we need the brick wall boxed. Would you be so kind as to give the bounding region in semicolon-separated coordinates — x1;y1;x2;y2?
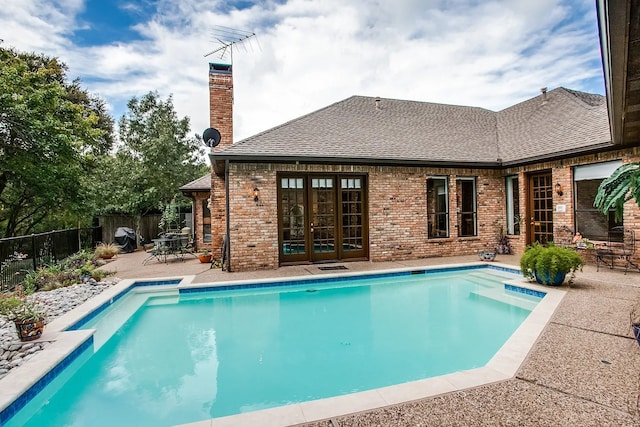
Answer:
227;163;505;271
221;147;640;271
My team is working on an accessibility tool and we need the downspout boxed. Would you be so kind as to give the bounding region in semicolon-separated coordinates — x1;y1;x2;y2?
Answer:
225;159;231;272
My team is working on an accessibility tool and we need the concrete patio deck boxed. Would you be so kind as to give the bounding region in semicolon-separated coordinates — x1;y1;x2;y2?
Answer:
101;250;640;426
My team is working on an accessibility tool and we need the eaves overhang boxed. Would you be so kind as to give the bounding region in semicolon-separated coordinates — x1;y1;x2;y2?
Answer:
596;0;640;147
209;152;502;171
210;141;618;171
500;141;618;167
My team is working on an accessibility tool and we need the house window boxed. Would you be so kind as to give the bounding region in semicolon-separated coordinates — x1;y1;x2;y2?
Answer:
574;161;622;241
456;177;477;237
427;177;449;238
506;176;520;235
202;198;211;243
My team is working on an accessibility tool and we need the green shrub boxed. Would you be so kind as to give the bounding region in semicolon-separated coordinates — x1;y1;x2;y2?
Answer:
23;250;114;291
520;243;584;285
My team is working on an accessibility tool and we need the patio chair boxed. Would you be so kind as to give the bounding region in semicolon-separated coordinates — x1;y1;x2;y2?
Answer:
596;226;639;274
142;241;170;265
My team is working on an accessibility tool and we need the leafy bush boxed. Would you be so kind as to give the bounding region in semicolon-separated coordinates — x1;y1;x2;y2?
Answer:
520;243;584;285
23;250;113;291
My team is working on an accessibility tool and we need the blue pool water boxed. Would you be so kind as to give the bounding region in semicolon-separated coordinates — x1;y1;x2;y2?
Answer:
5;267;540;426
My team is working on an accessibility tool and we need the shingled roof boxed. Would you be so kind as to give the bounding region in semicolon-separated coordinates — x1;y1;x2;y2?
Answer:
212;87;612;167
179;174;211;192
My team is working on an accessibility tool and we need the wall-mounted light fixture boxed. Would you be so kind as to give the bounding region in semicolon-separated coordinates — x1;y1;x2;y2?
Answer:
253;187;260;204
554;183;564;196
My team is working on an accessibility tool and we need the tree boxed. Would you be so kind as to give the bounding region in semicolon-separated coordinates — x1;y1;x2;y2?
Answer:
95;91;208;239
0;46;114;237
594;162;640;220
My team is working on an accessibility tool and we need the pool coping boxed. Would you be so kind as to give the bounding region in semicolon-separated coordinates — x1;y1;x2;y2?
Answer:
0;263;565;427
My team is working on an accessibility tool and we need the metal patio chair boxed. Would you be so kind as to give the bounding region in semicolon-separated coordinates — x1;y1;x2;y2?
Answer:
596;226;639;274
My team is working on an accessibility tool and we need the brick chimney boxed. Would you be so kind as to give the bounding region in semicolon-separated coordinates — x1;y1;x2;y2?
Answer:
208;63;233;258
208;63;233;149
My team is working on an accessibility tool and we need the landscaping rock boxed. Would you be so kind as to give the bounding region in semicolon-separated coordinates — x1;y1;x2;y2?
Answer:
0;277;120;378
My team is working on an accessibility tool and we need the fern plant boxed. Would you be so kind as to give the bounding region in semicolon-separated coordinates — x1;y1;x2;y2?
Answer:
594;162;640;221
520;243;584;285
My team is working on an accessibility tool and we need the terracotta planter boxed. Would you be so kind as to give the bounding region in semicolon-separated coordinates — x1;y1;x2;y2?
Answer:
14;318;45;341
198;254;213;263
99;253;115;259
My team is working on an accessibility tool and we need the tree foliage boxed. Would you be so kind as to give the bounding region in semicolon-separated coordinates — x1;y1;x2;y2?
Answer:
594;162;640;221
0;46;114;237
95;91;208;224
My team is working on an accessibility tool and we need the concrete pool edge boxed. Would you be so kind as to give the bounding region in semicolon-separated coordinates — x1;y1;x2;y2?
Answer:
0;263;564;426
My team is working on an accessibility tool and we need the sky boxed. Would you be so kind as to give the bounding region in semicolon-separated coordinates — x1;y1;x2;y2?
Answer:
0;0;605;145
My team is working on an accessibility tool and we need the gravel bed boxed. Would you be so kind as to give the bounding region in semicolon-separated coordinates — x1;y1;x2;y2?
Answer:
0;278;120;380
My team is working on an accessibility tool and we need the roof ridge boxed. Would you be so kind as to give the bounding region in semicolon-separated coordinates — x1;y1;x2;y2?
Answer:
557;87;605;108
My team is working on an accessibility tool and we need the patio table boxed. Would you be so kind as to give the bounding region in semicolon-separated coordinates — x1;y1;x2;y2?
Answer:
142;235;190;264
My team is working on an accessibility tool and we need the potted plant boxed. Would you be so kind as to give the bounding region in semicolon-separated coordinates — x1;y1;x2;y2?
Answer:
478;244;496;261
94;243;120;260
0;286;47;341
520;243;584;285
494;224;512;254
197;250;212;263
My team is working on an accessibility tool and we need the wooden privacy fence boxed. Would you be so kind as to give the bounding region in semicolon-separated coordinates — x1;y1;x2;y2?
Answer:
98;213;193;245
0;227;101;292
98;214;161;245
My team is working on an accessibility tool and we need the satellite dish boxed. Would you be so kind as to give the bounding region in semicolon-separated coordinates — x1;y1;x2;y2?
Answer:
203;128;221;147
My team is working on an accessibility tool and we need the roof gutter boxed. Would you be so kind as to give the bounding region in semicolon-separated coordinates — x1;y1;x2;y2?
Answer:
210;153;502;169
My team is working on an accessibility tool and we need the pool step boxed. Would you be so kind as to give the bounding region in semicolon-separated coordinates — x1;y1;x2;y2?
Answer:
468;269;520;281
464;274;505;289
469;287;539;311
91;289;179;350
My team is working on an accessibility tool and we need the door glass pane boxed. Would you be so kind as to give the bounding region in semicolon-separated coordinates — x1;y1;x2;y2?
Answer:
281;178;305;254
531;174;553;244
312;179;335;253
342;179;363;252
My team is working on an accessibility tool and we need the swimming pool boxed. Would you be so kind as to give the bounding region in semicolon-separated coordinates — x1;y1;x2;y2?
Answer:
0;264;563;427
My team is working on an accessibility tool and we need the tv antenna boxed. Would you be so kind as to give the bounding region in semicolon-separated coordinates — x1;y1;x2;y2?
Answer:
203;26;259;62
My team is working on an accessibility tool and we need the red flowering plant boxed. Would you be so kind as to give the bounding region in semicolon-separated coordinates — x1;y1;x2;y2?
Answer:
0;286;47;323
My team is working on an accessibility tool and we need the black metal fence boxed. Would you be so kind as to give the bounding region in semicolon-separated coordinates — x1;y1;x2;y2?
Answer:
0;227;102;292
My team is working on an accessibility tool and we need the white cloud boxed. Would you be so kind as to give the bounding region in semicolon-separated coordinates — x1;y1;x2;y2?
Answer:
0;0;604;142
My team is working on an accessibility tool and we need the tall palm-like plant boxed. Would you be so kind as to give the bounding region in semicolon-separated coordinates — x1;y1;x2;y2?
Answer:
594;162;640;220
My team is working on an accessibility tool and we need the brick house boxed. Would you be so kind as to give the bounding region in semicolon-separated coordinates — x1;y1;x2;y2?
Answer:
178;61;640;272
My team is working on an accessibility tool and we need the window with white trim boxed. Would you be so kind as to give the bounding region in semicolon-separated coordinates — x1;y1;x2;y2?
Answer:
574;161;622;240
505;176;520;235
